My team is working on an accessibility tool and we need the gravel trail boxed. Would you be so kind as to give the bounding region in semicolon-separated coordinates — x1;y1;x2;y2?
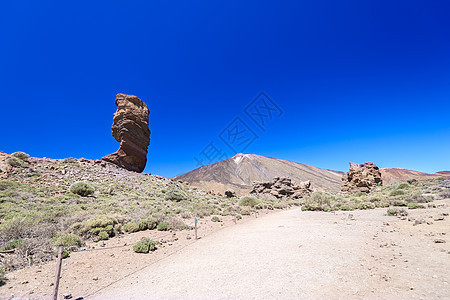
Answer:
91;207;450;300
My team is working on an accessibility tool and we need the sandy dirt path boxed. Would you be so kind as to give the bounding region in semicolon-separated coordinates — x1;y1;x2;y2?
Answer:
90;206;450;300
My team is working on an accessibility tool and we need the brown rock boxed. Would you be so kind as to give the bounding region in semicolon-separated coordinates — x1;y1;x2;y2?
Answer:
225;190;237;198
0;151;12;178
341;161;382;193
102;94;150;172
250;177;312;199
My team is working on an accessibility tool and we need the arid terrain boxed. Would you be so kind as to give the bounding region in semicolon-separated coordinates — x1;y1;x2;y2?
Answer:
2;199;449;299
1;150;450;299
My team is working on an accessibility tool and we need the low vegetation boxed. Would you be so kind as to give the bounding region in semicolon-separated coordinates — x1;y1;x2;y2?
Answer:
238;196;259;208
69;181;95;197
133;238;157;253
300;180;447;212
0;155;448;272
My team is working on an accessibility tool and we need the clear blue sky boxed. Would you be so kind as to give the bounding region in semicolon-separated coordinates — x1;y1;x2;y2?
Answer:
1;0;449;177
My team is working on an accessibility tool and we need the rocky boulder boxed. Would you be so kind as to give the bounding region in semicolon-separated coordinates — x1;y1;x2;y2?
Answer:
224;190;237;198
341;161;382;193
102;94;151;173
250;177;313;199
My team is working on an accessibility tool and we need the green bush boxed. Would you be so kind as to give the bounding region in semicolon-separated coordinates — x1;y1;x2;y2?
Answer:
390;190;406;196
392;200;407;206
353;192;368;197
238;196;259;208
97;231;109;241
236;214;242;220
5;157;25;168
0;268;4;284
72;215;118;238
0;239;22;251
357;202;375;210
407;202;421;209
133;238;157;253
387;208;408;216
0;180;18;191
69;182;95;197
52;233;84;248
301;203;323;211
211;216;221;222
397;183;410;190
12;152;30;161
387;208;396;216
157;222;170;231
123;222;140;233
141;217;158;230
407;178;419;185
164;189;188;202
240;209;251;215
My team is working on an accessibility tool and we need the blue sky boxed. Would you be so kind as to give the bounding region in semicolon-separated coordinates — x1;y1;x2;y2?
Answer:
1;0;449;177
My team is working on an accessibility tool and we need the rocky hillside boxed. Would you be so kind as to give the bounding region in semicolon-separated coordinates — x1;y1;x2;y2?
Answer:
381;168;450;184
0;151;242;272
174;153;343;194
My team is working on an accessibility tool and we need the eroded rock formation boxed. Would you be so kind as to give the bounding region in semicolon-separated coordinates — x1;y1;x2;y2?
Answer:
250;177;313;199
341;162;382;193
102;94;150;173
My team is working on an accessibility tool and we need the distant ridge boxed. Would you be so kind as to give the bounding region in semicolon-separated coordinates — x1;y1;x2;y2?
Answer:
174;153;342;194
381;168;450;184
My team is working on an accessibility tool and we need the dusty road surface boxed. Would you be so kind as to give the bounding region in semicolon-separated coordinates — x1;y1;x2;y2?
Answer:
90;206;450;300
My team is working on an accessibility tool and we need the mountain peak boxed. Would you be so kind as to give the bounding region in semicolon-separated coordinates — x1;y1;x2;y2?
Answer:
175;154;343;195
232;153;249;164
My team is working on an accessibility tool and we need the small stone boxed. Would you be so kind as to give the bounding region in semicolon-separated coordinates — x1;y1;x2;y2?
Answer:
434;216;445;221
442;212;449;216
63;293;73;299
434;238;446;244
92;277;99;281
186;235;192;240
22;280;29;284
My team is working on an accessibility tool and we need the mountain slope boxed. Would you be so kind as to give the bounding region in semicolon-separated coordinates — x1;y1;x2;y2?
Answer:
381;168;450;184
174;153;342;194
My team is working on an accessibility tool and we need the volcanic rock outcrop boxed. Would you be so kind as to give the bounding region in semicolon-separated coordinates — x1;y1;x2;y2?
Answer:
250;177;313;199
341;161;382;193
102;94;150;173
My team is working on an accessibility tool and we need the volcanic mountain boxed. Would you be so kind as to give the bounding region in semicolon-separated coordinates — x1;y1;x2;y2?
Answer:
174;153;343;195
380;168;450;184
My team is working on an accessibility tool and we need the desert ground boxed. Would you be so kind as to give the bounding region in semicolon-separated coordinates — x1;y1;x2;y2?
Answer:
2;200;449;300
